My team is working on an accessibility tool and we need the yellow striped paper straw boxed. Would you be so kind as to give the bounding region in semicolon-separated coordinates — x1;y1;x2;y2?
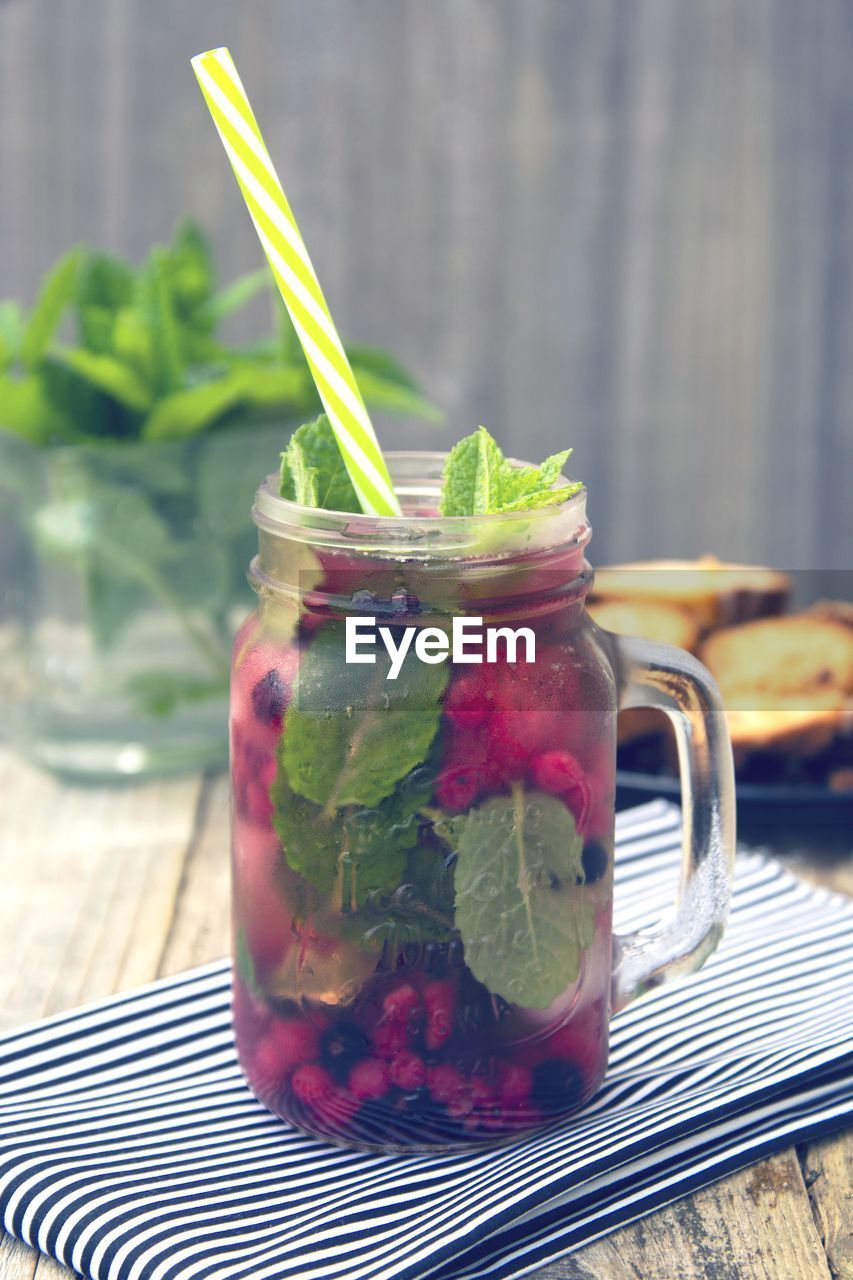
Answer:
191;47;402;517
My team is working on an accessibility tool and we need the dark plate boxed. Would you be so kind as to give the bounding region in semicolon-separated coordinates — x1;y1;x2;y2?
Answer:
616;768;853;850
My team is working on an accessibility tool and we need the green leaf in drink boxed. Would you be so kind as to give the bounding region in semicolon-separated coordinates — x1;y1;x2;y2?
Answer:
448;787;595;1009
282;621;448;812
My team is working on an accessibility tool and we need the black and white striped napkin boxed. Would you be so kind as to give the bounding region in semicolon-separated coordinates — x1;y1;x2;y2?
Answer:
1;802;850;1280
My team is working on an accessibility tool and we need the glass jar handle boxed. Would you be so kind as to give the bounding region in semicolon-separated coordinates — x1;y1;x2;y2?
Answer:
610;635;736;1011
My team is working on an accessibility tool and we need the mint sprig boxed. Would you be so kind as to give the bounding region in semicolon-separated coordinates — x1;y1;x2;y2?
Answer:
438;426;582;516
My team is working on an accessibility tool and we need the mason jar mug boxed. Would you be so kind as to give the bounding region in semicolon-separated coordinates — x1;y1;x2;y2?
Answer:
230;454;735;1152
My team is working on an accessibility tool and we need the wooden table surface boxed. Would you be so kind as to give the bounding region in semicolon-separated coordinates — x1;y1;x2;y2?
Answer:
0;746;850;1280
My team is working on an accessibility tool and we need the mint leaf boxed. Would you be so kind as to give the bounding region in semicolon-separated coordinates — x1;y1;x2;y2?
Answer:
343;763;435;901
282;621;448;811
282;436;319;506
86;560;143;647
501;484;583;512
20;247;82;370
235;925;262;996
168;219;215;320
52;348;152;413
350;366;443;424
125;670;228;718
0;374;73;444
271;770;342;894
439;427;582;516
500;449;572;504
449;787;595;1008
40;355;116;438
279;415;361;513
202;267;271;325
76;251;135;311
137;247;183;394
0;302;23;369
237;365;313;414
271;761;434;907
141;372;248;441
438;426;501;516
538;448;573;485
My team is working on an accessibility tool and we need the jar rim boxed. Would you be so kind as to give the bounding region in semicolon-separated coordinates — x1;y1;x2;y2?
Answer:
252;450;589;558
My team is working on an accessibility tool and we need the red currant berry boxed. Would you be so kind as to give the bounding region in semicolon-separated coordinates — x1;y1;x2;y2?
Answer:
381;983;423;1023
258;1018;320;1076
426;1063;465;1104
348;1057;390;1102
484;712;533;787
529;749;585;795
423;979;457;1050
497;1062;533;1106
372;1019;409;1059
446;1088;475;1119
444;673;491;729
389;1050;426;1091
291;1062;334;1108
436;764;481;811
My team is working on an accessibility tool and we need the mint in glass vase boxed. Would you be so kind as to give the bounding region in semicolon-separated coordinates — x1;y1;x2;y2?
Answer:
0;221;437;779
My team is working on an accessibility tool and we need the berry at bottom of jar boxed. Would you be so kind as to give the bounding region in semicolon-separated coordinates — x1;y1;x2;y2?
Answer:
234;964;606;1150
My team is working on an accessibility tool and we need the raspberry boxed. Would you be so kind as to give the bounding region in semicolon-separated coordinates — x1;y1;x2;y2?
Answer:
497;1062;533;1106
427;1064;473;1117
444;672;491;729
262;1018;321;1073
426;1008;454;1051
529;749;585;795
291;1062;334;1107
471;1074;498;1104
436;764;481;810
389;1050;426;1091
381;984;423;1023
469;1075;505;1128
528;749;593;830
446;1088;475;1119
483;712;533;787
426;1063;465;1104
248;1037;289;1099
349;1057;390;1101
423;979;456;1050
372;1019;409;1059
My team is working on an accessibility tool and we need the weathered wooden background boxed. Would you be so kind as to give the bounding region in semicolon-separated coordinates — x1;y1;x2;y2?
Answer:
0;0;851;570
